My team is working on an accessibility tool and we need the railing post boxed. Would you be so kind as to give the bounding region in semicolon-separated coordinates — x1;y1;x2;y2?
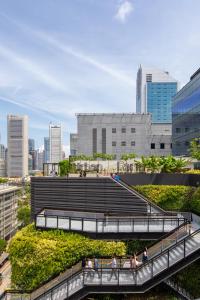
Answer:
178;218;180;228
69;217;71;230
167;249;170;268
96;219;98;234
132;218;134;232
118;268;119;286
117;219;119;233
147;217;149;232
45;215;47;228
162;218;164;232
184;239;186;258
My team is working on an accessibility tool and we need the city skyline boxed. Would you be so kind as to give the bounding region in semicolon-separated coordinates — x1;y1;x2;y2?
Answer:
0;0;200;150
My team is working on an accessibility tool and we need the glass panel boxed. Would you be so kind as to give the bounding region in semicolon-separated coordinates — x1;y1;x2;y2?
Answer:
71;219;82;231
97;221;103;232
169;243;184;266
149;219;163;232
153;253;168;276
119;269;134;285
52;282;67;300
83;220;96;232
36;216;45;227
58;218;69;230
46;217;57;228
101;269;118;285
119;219;132;232
134;219;148;232
102;220;118;232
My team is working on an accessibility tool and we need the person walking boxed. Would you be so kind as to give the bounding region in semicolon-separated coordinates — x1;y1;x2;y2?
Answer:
142;247;148;263
108;254;118;281
94;257;100;279
86;258;94;279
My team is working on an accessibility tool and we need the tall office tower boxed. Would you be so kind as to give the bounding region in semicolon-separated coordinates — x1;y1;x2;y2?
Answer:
28;138;36;171
0;144;6;160
44;137;50;163
136;65;178;123
7;115;28;177
37;149;44;171
172;68;200;156
49;124;62;163
28;139;35;152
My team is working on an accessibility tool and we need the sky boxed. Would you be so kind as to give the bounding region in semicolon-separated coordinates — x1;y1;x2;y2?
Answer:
0;0;200;154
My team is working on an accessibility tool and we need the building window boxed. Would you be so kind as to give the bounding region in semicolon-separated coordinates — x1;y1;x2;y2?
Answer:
131;128;136;133
176;142;181;147
151;143;155;149
112;128;116;133
112;141;116;147
121;141;126;146
146;74;152;82
121;128;126;133
185;128;190;133
185;141;190;146
176;128;181;133
131;141;135;146
160;143;165;149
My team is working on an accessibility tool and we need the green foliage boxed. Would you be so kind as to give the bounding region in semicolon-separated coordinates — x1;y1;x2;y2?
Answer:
190;137;200;161
126;240;152;255
93;153;115;160
59;159;76;176
0;177;8;183
134;155;188;174
186;169;200;174
190;187;200;215
173;259;200;298
134;185;194;211
17;206;31;226
121;153;136;161
0;239;7;253
8;225;125;290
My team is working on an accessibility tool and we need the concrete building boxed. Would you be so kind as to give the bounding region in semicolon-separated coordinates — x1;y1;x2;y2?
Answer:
49;124;62;163
28;138;36;172
7;115;28;177
37;150;45;171
0;159;6;177
44;137;50;163
0;185;20;239
136;66;177;123
0;144;6;161
172;68;200;156
70;134;78;156
70;113;172;159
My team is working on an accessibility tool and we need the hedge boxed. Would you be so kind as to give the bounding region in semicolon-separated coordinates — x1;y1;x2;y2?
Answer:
133;185;195;212
8;224;125;290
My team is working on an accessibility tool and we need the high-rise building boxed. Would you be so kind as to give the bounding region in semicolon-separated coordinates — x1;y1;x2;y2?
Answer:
136;66;178;123
28;138;36;171
37;150;44;171
7;115;28;177
44;137;50;163
0;144;6;160
28;139;35;152
49;124;62;163
172;68;200;156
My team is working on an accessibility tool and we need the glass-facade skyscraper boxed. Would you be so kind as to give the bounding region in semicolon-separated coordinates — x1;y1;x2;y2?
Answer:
172;68;200;156
136;66;178;123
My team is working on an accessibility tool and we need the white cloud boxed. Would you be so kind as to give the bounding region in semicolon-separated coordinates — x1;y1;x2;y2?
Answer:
115;0;134;23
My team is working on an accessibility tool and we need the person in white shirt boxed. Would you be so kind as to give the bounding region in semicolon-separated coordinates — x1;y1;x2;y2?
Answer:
108;254;118;280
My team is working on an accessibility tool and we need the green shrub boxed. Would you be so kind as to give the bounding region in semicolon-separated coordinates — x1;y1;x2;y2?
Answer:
17;205;31;226
8;224;125;290
0;239;7;253
134;185;194;211
190;187;200;215
0;178;8;183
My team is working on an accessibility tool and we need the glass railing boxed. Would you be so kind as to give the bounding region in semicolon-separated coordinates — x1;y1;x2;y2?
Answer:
36;214;186;234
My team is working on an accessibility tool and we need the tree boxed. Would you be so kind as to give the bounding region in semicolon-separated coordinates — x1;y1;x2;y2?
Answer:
190;138;200;160
121;153;136;161
0;239;6;253
160;156;188;173
17;206;31;226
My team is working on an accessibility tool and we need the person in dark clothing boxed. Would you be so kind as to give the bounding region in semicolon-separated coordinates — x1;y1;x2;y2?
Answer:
142;248;148;263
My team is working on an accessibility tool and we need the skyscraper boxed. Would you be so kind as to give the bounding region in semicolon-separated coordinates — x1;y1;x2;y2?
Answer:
44;137;50;163
49;124;62;163
28;138;36;171
7;115;28;177
136;66;178;123
28;139;35;152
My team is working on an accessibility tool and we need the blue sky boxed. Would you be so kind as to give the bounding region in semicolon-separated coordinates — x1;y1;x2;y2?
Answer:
0;0;200;153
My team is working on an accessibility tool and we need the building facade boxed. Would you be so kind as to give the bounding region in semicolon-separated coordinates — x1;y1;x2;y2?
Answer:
49;124;62;163
172;68;200;156
70;134;78;156
70;113;172;159
136;66;177;123
44;137;50;163
7;115;28;177
0;185;20;239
